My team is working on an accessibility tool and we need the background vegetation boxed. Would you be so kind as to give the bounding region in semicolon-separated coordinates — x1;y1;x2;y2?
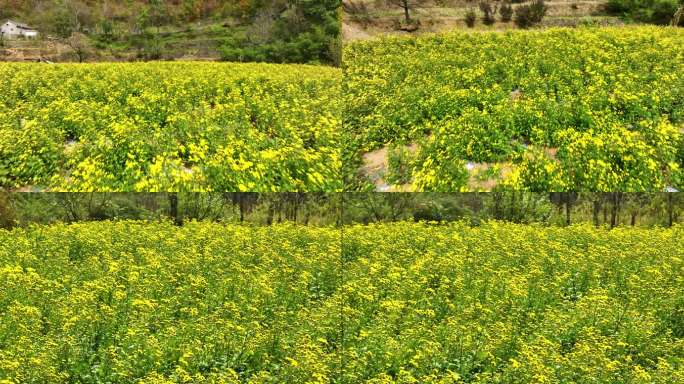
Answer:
0;193;342;227
0;0;341;64
0;192;681;228
342;193;683;227
606;0;684;26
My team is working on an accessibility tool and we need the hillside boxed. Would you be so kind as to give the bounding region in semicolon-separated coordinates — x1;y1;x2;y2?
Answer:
0;0;341;64
343;0;621;40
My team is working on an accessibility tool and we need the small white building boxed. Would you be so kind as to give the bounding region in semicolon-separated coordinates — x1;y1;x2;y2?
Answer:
1;20;39;39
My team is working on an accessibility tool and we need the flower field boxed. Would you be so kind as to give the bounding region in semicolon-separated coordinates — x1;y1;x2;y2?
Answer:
344;27;684;192
0;62;341;192
0;222;342;383
1;221;683;383
342;222;684;383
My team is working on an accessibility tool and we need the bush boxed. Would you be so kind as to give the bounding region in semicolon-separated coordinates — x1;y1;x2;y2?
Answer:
479;2;499;25
649;0;681;24
606;0;683;25
139;38;163;60
500;2;514;22
515;0;548;28
465;9;478;27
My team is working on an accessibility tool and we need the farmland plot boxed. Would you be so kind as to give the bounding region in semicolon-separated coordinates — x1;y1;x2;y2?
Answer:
341;222;684;382
0;62;341;192
344;27;684;191
0;222;342;383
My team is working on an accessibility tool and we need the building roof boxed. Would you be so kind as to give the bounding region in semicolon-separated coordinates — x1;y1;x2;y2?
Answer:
4;20;37;31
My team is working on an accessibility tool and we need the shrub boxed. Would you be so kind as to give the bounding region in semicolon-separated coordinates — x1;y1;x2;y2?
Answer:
480;2;499;25
500;2;514;21
465;9;477;27
515;0;548;28
606;0;683;25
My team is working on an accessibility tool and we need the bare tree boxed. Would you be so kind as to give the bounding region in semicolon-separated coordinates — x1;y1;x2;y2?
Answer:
386;0;428;24
672;4;683;26
66;32;91;62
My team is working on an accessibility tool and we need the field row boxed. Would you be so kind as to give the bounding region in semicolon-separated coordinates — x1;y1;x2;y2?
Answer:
344;26;684;191
0;62;342;192
1;222;682;383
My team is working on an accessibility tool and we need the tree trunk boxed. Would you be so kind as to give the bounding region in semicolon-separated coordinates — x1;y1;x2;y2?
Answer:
168;193;182;226
610;193;621;229
592;197;601;227
610;193;616;228
668;193;674;227
403;1;411;23
509;192;516;222
565;196;571;226
267;203;274;225
493;193;502;220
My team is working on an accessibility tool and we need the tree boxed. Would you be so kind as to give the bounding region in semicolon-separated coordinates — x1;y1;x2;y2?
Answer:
500;2;513;22
514;0;547;28
609;192;623;228
66;32;91;62
148;0;168;34
0;192;16;229
550;193;578;225
674;3;684;26
479;2;498;25
465;8;477;27
386;0;427;24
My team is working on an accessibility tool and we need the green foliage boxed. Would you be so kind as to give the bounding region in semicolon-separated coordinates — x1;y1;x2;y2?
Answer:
344;27;684;191
0;62;342;192
479;2;498;25
219;0;341;65
606;0;684;25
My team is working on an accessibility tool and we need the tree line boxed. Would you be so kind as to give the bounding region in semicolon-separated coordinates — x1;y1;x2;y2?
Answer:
342;192;682;227
0;193;341;228
0;193;680;229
